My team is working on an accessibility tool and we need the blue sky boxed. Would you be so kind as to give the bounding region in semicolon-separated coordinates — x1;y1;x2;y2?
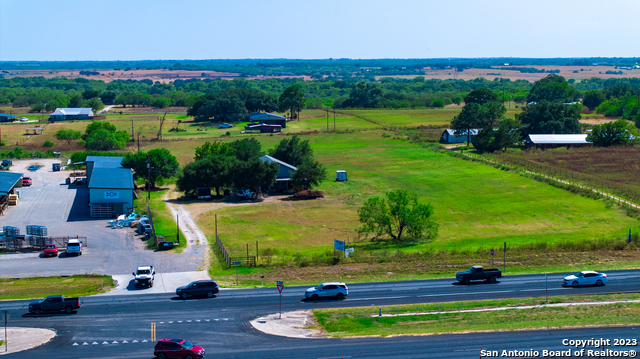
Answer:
1;0;639;61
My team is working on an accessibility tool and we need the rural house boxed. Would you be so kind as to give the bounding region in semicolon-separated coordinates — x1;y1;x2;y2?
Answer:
260;155;296;192
49;108;94;121
524;134;590;150
249;112;287;128
441;129;480;144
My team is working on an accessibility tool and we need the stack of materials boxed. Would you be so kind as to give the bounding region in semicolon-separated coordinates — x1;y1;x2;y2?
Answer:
8;194;18;205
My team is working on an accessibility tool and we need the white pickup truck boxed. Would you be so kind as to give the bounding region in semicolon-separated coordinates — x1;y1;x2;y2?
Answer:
133;266;155;288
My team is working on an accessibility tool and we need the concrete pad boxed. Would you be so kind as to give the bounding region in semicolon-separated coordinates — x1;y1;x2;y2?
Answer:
100;271;210;296
0;327;56;356
250;310;326;339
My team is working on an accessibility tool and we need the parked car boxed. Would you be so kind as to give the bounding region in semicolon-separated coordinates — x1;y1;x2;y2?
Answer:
43;244;58;257
176;280;219;299
28;165;41;171
218;123;233;129
456;265;502;284
22;176;32;186
305;282;348;300
154;338;205;359
66;239;82;256
563;271;607;287
236;189;256;200
28;295;80;315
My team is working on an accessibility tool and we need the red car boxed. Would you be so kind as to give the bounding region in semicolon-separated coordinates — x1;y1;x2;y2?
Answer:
43;244;58;257
22;176;32;186
154;338;205;359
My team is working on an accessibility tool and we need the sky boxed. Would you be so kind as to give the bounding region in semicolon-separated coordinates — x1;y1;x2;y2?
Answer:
1;0;639;61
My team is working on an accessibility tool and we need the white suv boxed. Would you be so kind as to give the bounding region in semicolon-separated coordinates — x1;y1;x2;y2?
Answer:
305;282;348;300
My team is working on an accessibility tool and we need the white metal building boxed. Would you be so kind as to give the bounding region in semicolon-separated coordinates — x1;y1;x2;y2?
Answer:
525;134;590;150
49;108;94;121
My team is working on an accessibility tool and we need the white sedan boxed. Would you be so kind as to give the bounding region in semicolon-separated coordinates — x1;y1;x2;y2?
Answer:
563;271;607;287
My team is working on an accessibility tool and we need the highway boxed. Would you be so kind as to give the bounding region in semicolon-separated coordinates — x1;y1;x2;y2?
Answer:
2;269;639;358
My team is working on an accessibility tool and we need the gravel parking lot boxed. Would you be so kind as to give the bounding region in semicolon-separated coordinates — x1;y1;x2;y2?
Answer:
0;159;206;279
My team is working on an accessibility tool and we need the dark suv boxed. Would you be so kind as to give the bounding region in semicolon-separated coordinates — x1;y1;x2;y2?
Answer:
176;280;219;299
154;338;205;359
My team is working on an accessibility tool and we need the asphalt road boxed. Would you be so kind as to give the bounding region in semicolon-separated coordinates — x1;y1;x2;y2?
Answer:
2;270;639;358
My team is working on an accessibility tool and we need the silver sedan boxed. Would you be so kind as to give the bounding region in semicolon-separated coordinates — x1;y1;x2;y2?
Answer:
563;271;607;287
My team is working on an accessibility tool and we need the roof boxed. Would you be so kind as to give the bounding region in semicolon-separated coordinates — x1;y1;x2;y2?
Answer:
88;168;134;189
0;172;23;195
249;112;286;121
526;134;589;144
49;108;93;116
0;113;17;118
260;155;297;171
86;156;124;168
443;129;480;136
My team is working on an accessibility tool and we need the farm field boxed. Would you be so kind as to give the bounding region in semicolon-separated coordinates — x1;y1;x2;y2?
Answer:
338;108;521;128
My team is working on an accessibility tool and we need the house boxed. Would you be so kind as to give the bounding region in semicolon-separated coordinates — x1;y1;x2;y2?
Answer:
48;108;94;121
260;155;296;192
441;129;480;144
249;112;287;128
0;113;18;122
245;123;282;133
83;156;135;218
524;134;590;150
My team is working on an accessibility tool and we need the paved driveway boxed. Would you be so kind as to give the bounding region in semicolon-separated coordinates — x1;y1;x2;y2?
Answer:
0;159;206;278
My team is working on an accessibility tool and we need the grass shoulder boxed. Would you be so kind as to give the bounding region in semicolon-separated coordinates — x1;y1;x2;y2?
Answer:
0;274;114;300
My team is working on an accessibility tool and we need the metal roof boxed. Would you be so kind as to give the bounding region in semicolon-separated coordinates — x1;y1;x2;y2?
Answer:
260;155;297;171
0;113;17;117
0;172;23;195
526;134;589;144
443;129;480;136
86;156;124;168
88;168;134;189
49;108;94;116
250;112;286;120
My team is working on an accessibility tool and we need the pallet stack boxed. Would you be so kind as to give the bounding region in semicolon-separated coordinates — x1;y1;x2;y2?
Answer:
8;194;18;205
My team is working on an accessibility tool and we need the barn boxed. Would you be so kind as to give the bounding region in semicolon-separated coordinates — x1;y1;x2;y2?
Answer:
525;134;591;150
441;129;480;143
260;155;296;192
249;113;287;128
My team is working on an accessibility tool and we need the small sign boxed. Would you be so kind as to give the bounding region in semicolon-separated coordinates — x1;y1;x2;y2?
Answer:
345;247;354;258
334;239;345;251
277;281;283;285
104;191;119;199
232;261;241;265
277;281;284;293
490;248;495;256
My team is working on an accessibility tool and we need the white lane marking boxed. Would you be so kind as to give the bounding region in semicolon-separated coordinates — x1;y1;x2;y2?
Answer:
122;340;129;343
73;343;78;346
142;340;148;343
205;319;210;322
418;290;514;297
168;321;173;324
132;340;138;343
344;296;411;301
102;341;109;345
187;320;192;323
223;318;228;321
82;342;89;346
519;288;572;292
159;322;164;324
177;321;183;323
92;342;98;345
196;320;201;322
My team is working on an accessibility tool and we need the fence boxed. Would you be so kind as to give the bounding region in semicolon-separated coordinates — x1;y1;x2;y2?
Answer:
0;235;87;251
215;235;257;268
216;235;231;266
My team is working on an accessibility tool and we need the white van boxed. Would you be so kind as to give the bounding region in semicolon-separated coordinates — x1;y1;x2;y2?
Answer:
66;239;82;256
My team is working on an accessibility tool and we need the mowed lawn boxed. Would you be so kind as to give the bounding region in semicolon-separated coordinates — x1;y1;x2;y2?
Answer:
338;108;521;127
190;130;637;258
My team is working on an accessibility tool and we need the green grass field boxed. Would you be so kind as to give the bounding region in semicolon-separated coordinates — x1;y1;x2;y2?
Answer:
136;188;187;252
336;108;521;128
312;294;640;337
0;275;114;300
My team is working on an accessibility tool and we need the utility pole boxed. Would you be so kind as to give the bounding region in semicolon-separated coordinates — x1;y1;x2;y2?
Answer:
333;110;336;131
137;133;140;152
147;154;151;201
326;109;329;131
131;117;134;142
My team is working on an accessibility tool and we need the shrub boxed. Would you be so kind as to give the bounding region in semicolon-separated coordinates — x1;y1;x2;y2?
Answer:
43;140;54;147
77;140;86;146
294;190;325;199
429;99;445;108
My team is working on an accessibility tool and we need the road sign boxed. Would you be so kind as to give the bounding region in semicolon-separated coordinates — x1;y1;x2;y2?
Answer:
277;281;283;285
334;239;345;251
490;248;495;256
276;281;284;319
277;284;284;293
232;261;241;265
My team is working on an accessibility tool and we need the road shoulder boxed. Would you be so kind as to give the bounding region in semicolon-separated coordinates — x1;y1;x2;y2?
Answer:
250;310;326;339
0;327;56;356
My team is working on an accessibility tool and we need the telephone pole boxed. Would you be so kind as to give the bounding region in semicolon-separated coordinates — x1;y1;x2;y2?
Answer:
147;155;151;200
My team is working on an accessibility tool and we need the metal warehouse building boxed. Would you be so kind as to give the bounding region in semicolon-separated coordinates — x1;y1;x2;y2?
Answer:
85;156;135;218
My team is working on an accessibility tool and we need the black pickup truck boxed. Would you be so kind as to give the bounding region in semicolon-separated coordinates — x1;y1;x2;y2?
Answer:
28;295;81;314
456;265;502;284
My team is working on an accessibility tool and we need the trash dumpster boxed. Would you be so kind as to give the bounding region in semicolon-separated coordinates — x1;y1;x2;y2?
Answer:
158;241;175;250
52;163;61;171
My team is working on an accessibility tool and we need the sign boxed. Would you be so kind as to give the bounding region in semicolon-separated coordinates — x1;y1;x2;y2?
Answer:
490;248;495;256
232;261;241;265
334;239;345;251
104;191;119;199
277;281;284;293
345;247;354;258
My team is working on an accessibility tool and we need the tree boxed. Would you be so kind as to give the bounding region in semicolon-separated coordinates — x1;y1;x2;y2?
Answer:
268;134;313;167
194;141;236;161
582;90;605;111
84;97;104;112
342;82;383;108
463;88;498;105
54;129;81;144
229;138;263;161
429;99;445;108
357;190;438;242
100;91;117;105
83;90;100;100
83;121;117;141
291;160;327;190
516;100;581;135
278;85;306;120
230;157;279;197
588;119;636;147
177;155;234;196
69;94;83;108
86;128;128;151
450;101;506;146
472;118;522;152
526;74;577;103
122;148;179;189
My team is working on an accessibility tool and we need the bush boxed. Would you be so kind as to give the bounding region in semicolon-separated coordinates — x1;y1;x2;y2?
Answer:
429;99;445;108
77;140;86;146
43;141;54;147
294;190;325;199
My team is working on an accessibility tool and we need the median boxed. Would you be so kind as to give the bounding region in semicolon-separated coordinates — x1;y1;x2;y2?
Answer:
311;293;640;337
0;274;114;300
